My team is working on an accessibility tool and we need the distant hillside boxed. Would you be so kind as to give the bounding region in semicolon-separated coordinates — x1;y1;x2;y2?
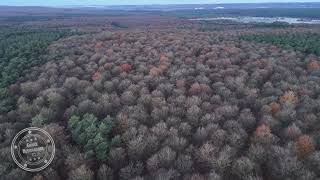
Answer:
1;3;320;21
2;2;320;11
81;2;320;11
163;8;320;19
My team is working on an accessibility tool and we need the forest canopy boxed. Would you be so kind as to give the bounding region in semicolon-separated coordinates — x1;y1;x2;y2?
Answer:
0;27;78;113
241;32;320;56
0;6;320;180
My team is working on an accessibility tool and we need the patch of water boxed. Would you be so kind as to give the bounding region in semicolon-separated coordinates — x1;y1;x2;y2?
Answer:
190;16;320;24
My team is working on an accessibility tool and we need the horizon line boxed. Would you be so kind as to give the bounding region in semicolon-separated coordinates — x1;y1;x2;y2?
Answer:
1;1;320;8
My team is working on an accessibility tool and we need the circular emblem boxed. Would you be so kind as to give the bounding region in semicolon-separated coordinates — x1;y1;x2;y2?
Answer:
11;127;55;172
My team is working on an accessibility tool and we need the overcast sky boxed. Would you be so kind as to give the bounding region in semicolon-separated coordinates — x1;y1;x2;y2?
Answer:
1;0;319;6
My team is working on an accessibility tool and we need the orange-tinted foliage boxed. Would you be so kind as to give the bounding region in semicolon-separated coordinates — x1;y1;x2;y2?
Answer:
296;135;315;158
160;54;169;62
189;83;212;94
159;63;169;72
92;71;101;81
95;42;103;49
185;57;193;65
279;91;298;104
223;46;240;54
32;175;44;180
307;60;320;71
255;59;268;68
199;84;212;94
269;102;281;114
120;64;132;73
176;80;185;88
104;63;113;70
149;67;162;77
254;123;271;137
189;82;202;94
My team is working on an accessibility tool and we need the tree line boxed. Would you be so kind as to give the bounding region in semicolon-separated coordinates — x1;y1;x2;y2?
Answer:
241;32;320;56
0;27;78;113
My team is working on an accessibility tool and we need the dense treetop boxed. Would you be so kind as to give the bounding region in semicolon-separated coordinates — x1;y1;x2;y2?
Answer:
0;28;319;180
241;32;320;56
0;11;320;180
